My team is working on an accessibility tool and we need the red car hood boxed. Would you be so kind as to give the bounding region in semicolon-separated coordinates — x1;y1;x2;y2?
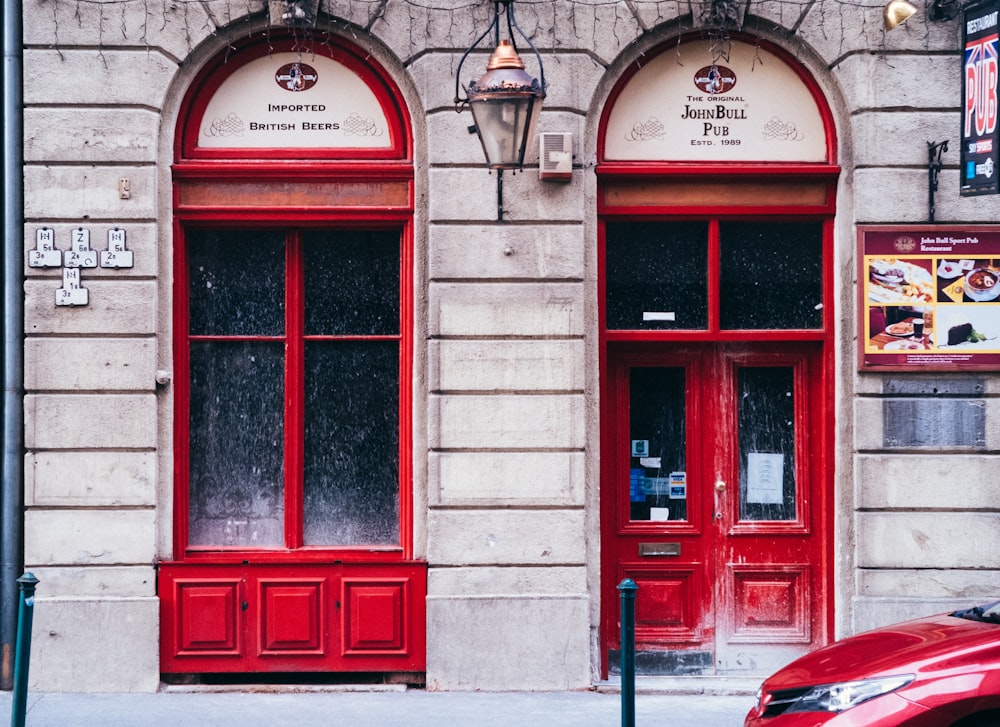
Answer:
763;612;1000;689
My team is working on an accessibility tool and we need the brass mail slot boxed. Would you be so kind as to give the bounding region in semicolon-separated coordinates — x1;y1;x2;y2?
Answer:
639;542;681;557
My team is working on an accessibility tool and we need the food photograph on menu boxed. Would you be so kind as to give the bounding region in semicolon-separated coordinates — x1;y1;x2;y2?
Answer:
860;226;1000;369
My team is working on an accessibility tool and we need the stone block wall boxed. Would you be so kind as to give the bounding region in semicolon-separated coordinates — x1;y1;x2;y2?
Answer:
851;377;1000;632
819;3;1000;632
16;0;1000;692
21;0;205;692
426;274;589;686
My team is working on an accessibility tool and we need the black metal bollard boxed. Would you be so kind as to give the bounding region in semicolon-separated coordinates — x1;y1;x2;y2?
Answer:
10;573;39;727
618;578;638;727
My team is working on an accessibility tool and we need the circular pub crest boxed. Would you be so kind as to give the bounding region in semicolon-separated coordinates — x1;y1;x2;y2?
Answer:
274;62;318;92
894;236;917;253
693;65;737;95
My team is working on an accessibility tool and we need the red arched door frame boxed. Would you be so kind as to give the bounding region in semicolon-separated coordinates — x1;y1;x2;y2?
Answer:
159;31;425;676
596;33;840;678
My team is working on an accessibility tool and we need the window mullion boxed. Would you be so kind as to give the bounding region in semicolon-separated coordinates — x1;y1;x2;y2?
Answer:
285;230;305;550
708;219;720;333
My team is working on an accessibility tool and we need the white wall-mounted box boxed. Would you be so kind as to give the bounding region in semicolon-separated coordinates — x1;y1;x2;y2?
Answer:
539;132;572;181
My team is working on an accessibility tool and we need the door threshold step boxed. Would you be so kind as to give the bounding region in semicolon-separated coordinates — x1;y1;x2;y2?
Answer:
596;675;760;696
161;682;410;694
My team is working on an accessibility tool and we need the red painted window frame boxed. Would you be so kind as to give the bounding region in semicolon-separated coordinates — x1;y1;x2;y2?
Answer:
169;32;415;565
594;32;840;678
172;221;414;564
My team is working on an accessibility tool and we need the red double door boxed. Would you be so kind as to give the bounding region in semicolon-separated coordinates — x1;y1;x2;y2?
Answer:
602;342;830;676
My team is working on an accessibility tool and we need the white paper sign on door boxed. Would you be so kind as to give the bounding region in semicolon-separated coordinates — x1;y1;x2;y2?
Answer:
746;452;784;504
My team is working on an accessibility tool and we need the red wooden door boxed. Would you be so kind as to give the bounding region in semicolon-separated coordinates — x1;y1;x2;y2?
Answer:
603;342;827;676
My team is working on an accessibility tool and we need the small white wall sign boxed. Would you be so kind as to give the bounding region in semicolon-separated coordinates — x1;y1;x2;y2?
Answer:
56;266;88;306
101;228;134;268
33;226;134;307
28;228;62;268
64;228;98;268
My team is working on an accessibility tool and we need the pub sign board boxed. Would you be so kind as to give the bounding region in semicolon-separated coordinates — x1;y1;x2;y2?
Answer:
961;1;1000;196
602;38;828;163
860;225;1000;370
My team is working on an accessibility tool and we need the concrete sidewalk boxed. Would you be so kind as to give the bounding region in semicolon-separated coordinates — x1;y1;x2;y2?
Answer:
1;680;757;726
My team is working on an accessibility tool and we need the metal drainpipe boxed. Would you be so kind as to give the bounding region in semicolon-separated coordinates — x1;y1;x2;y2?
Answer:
1;0;25;692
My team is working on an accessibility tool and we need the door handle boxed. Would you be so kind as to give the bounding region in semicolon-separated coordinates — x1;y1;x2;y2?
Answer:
715;480;726;520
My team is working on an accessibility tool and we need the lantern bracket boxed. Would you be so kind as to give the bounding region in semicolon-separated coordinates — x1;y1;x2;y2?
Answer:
928;140;949;223
454;0;546;112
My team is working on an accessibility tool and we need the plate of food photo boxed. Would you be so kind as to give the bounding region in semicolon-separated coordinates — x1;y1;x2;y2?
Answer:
936;307;1000;349
937;260;963;279
964;267;1000;302
884;321;915;337
868;258;934;304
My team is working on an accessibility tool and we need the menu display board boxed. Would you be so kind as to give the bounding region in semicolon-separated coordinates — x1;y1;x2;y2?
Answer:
860;226;1000;370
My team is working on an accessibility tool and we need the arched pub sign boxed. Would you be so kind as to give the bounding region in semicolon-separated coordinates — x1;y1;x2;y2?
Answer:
158;32;425;676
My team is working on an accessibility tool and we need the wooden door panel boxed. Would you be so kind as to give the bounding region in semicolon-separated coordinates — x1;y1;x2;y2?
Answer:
343;579;407;653
623;565;704;644
174;579;242;656
726;564;811;643
159;562;426;673
259;579;326;654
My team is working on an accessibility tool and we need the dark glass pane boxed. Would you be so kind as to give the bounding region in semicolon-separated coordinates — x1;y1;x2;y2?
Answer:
629;367;687;522
606;222;709;330
738;366;797;521
303;341;399;545
187;229;285;336
719;221;823;330
189;341;285;546
303;230;400;335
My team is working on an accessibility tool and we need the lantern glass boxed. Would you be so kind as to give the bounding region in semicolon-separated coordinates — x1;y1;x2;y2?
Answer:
468;90;542;169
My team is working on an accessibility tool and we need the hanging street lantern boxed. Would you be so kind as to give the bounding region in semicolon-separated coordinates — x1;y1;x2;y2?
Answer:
466;38;544;170
455;1;546;219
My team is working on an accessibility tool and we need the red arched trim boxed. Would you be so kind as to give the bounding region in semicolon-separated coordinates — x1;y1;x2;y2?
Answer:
175;32;412;162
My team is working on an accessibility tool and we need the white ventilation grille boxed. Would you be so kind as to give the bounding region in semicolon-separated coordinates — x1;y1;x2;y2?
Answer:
539;132;573;181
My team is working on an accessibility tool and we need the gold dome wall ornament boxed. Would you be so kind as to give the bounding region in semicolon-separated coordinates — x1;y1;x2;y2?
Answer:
884;0;918;30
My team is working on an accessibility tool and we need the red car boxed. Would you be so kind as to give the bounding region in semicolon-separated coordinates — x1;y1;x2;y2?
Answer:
744;601;1000;726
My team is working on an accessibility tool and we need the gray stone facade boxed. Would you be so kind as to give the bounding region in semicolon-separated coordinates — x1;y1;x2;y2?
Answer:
16;0;1000;692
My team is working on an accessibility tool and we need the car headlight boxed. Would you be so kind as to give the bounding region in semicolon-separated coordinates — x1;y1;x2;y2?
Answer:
785;674;915;713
